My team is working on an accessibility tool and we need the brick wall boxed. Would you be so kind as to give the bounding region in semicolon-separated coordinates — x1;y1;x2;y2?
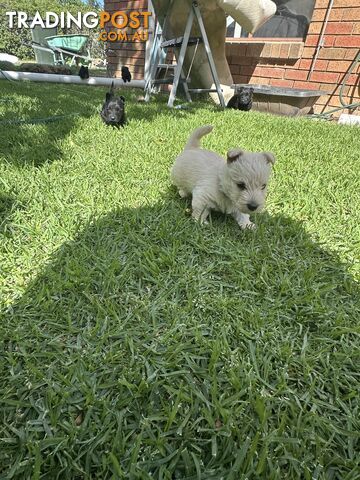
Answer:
104;0;359;115
104;0;149;80
226;0;360;115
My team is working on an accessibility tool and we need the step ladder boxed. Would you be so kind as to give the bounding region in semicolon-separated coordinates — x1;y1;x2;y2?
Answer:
144;0;226;108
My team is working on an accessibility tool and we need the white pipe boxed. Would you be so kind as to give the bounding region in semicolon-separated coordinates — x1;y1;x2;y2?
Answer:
1;71;145;88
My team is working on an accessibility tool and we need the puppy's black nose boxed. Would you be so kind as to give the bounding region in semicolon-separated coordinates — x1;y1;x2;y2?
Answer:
247;203;258;211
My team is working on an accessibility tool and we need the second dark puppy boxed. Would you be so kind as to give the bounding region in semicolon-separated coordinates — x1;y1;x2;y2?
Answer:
227;86;254;111
100;81;126;128
121;66;132;83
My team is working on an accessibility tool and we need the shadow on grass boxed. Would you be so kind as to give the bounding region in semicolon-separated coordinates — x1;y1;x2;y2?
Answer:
1;194;359;479
0;81;98;166
0;193;17;232
0;80;217;168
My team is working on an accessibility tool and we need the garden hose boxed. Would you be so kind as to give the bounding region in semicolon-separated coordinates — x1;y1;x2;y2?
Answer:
0;67;84;125
0;113;80;126
311;50;360;120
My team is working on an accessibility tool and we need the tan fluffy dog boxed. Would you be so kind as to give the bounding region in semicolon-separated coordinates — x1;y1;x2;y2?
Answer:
171;125;275;229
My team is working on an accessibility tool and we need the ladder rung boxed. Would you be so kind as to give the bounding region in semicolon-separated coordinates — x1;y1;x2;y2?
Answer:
157;64;177;69
161;37;202;48
188;89;221;93
146;1;224;108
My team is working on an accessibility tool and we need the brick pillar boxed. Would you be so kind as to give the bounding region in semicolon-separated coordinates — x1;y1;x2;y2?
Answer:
104;0;148;80
226;0;360;115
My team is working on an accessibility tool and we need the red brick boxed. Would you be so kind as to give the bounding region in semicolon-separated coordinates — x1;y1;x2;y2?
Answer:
305;34;320;46
270;78;294;88
231;55;253;66
318;47;347;59
310;71;340;83
270;43;281;57
311;9;326;21
230;65;241;74
300;59;328;70
315;59;329;70
329;9;344;21
305;35;333;48
327;60;352;72
345;74;360;86
333;0;360;6
319;83;337;92
325;22;354;35
353;23;360;34
345;48;360;59
226;44;234;55
109;41;145;51
300;59;312;69
280;44;290;58
108;56;144;66
308;22;323;34
116;49;145;59
342;8;360;21
334;36;360;47
337;85;351;96
231;44;247;56
302;47;316;58
260;43;272;58
233;75;251;84
348;84;360;96
316;95;330;105
240;65;256;76
327;97;347;107
246;44;265;57
289;43;303;59
285;69;308;80
257;58;282;67
294;81;321;90
324;35;336;46
253;66;285;78
239;44;248;56
315;0;331;7
251;77;270;85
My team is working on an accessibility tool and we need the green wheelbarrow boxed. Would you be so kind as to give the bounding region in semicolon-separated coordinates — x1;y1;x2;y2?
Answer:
44;34;92;66
30;26;92;66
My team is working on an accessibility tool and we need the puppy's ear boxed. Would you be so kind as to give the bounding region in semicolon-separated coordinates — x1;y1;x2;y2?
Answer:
120;95;125;102
227;148;244;163
249;87;254;93
263;152;276;165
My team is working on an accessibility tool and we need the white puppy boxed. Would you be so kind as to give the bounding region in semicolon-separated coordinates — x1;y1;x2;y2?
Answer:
171;125;275;229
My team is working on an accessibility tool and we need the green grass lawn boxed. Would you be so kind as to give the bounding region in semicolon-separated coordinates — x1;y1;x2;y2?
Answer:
0;79;359;479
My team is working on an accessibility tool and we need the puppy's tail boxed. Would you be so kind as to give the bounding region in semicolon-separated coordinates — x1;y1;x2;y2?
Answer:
184;125;213;150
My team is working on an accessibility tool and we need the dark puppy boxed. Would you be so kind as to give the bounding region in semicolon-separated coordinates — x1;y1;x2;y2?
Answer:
121;66;132;83
79;66;89;79
100;82;126;128
227;87;254;111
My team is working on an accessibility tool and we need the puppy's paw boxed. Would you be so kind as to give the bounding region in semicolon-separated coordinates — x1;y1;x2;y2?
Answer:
178;189;188;198
239;222;256;230
192;216;208;226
